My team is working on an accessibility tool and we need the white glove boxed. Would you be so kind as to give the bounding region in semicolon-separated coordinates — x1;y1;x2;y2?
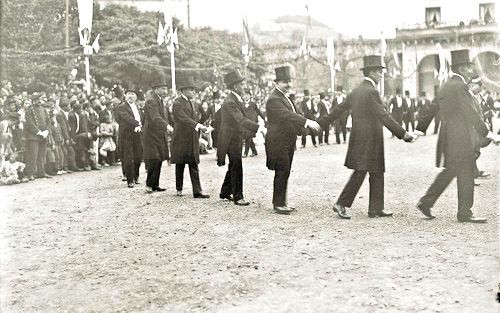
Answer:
134;126;142;133
166;125;174;133
195;123;207;132
486;132;500;145
414;130;425;137
305;119;321;132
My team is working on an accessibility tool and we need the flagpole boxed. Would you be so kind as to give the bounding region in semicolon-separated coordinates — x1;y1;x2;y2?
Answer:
85;56;91;95
170;45;176;91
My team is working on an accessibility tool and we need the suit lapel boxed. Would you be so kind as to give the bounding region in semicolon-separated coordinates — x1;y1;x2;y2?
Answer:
229;92;247;117
273;89;296;113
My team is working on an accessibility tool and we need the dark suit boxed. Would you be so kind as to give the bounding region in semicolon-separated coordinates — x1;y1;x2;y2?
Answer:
300;100;317;147
389;95;404;126
243;101;264;156
143;93;170;189
265;88;307;207
56;111;77;171
171;94;202;194
68;110;90;169
319;79;406;212
217;92;259;202
332;95;349;143
24;104;50;176
116;101;144;184
416;75;489;219
316;100;329;144
402;97;416;131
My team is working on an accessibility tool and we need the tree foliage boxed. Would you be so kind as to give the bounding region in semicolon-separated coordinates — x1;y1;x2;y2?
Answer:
1;1;264;91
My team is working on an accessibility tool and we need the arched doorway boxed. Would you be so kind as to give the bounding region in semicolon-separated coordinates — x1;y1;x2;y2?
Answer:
473;51;500;92
417;54;440;99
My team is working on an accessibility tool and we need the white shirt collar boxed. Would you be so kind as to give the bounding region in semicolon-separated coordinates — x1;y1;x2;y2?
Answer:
451;72;467;85
180;94;189;102
275;86;289;97
231;90;243;103
364;77;377;88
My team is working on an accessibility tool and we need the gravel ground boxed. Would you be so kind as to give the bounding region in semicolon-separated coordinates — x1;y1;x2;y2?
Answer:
1;125;499;313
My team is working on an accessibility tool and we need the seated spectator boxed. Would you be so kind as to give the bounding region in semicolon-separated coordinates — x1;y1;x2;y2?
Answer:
0;151;27;184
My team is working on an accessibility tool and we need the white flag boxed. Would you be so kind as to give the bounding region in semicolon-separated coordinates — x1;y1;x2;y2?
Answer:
157;21;166;45
92;34;100;53
77;0;93;36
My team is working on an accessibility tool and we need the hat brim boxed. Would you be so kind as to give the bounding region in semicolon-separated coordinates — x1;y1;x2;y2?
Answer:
124;90;138;96
360;65;386;71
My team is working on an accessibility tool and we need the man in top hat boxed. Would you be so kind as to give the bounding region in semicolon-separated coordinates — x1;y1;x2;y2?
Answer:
116;89;144;188
415;49;500;223
300;89;318;148
24;92;52;179
217;69;265;206
170;74;210;198
318;55;416;219
402;90;416;132
416;91;431;126
331;86;349;144
143;77;173;193
265;66;321;214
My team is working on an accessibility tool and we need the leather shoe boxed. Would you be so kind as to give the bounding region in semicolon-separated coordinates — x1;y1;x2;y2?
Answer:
476;171;490;179
368;210;393;218
333;203;351;219
234;199;250;206
176;190;183;196
457;216;487;223
37;173;52;179
274;206;293;215
127;183;134;188
194;193;210;199
474;181;480;186
145;187;154;194
134;179;140;184
153;187;166;192
220;194;233;201
417;203;435;219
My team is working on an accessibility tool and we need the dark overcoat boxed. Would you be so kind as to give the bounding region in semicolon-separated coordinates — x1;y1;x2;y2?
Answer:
416;75;489;170
319;79;406;173
170;95;200;164
143;94;170;160
115;101;144;160
264;88;306;171
217;92;259;166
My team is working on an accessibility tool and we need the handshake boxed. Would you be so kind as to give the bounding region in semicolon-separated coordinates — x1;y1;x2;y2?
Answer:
36;130;49;139
403;131;419;143
305;119;322;132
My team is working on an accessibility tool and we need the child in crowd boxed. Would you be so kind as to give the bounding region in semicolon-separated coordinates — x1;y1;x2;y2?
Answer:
0;152;27;185
99;114;116;165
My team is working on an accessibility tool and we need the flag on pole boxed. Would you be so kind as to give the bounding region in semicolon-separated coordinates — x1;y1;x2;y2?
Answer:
242;17;252;63
436;42;448;84
167;27;178;53
157;21;166;45
91;34;100;53
299;37;309;59
76;0;94;37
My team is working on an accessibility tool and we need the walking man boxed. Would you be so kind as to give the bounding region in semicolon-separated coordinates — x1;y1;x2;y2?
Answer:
318;55;416;219
415;49;500;223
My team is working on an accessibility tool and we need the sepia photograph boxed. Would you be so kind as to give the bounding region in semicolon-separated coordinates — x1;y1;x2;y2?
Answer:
0;0;499;312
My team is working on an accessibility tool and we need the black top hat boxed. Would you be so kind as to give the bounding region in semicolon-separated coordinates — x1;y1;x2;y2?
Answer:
361;55;385;70
404;90;410;96
224;69;245;87
176;74;196;90
303;89;310;96
213;90;220;99
150;76;169;89
451;49;473;67
274;66;292;82
420;91;426;97
336;86;343;92
124;89;138;96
